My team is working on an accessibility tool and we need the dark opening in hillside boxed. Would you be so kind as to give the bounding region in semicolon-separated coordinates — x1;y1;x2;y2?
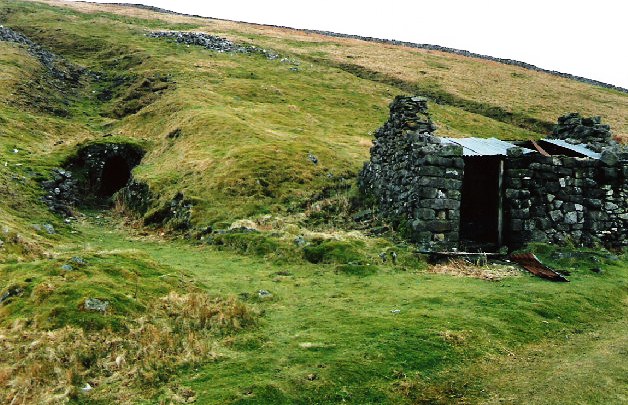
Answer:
63;142;145;207
99;156;132;197
460;156;502;250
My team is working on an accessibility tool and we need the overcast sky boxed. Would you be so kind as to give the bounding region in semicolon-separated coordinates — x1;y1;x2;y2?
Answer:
79;0;628;89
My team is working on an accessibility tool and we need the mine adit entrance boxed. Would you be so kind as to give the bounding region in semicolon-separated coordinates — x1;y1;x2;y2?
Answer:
98;155;133;197
459;156;504;251
66;142;145;207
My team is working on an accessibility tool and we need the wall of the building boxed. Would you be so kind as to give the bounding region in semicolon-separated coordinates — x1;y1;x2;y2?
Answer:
504;150;627;248
359;96;464;251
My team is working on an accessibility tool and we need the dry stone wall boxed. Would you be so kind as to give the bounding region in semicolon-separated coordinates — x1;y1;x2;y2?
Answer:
359;96;464;251
552;113;618;153
505;143;627;248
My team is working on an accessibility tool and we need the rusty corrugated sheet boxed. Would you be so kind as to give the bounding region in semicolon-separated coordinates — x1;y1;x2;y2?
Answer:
510;253;569;282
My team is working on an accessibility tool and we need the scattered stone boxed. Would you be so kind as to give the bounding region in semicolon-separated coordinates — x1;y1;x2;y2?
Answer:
390;309;401;314
84;298;109;313
306;373;317;381
293;235;307;247
378;252;387;263
42;224;56;234
71;256;87;266
307;152;318;165
0;26;85;84
60;264;73;271
257;290;273;299
0;287;24;304
81;383;93;393
390;251;398;264
590;267;603;274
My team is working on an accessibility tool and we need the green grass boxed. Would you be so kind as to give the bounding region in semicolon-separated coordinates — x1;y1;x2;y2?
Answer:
0;1;627;403
36;216;626;403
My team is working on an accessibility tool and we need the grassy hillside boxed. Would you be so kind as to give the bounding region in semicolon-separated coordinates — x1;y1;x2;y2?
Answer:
0;1;626;403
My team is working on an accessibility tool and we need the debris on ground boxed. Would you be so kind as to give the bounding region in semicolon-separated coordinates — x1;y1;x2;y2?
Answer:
510;253;569;282
428;259;523;281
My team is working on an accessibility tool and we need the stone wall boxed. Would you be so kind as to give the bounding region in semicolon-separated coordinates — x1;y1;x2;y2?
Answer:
505;145;627;248
551;112;617;152
358;96;464;251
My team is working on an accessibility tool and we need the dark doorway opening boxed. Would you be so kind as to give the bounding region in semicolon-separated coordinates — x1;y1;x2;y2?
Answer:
459;156;503;251
98;156;131;197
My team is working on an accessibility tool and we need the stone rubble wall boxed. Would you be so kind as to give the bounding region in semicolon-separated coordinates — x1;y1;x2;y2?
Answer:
147;31;289;62
551;112;617;153
359;96;464;251
505;148;627;248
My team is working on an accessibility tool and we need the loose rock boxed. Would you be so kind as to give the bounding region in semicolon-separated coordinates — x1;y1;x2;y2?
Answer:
84;298;109;313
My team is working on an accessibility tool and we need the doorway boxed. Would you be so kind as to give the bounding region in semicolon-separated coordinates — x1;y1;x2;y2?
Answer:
459;156;503;250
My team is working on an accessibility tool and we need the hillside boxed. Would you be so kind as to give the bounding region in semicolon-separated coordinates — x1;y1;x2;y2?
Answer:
0;1;627;403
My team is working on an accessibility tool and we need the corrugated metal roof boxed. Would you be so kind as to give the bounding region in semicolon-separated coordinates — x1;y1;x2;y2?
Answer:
441;137;535;157
541;139;601;159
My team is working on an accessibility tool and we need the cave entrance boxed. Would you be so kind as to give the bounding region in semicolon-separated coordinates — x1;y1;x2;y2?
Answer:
459;156;504;251
98;156;131;198
63;142;145;208
99;156;132;197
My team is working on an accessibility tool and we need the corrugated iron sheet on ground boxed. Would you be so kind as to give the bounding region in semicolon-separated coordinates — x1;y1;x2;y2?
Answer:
510;252;569;282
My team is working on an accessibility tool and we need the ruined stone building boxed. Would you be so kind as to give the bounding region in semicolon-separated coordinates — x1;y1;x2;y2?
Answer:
359;96;627;252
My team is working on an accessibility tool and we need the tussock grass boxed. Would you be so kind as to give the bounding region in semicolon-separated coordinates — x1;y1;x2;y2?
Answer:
0;292;257;404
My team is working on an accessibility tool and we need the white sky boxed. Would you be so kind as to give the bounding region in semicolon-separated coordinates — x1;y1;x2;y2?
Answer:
79;0;628;89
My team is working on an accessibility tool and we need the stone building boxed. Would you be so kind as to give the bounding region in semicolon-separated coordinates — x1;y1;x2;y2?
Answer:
359;96;627;252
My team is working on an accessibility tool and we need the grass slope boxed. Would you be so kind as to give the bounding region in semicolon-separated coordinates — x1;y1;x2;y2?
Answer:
0;1;626;403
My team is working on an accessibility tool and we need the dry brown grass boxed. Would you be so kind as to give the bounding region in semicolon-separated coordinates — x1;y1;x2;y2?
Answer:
429;259;523;281
0;292;257;404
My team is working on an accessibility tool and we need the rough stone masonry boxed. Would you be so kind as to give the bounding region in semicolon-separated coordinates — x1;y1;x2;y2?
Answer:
359;96;627;251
